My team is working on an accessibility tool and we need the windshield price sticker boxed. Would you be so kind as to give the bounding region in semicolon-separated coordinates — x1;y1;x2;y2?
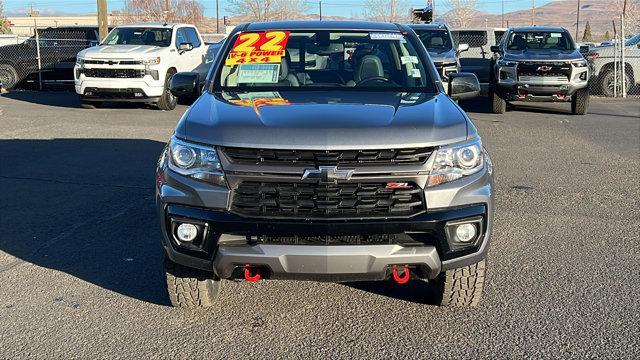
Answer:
226;31;291;66
550;33;562;38
237;64;281;84
401;56;419;65
370;32;405;41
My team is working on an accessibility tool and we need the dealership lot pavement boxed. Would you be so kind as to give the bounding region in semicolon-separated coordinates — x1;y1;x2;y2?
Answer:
0;92;638;358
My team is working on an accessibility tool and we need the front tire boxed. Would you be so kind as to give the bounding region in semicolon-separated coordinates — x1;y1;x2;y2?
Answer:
0;64;19;90
489;83;506;114
571;88;590;115
598;68;633;97
432;260;486;307
157;70;178;111
165;256;221;308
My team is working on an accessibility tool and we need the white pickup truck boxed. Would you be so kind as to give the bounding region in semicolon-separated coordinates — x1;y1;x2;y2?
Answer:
74;23;207;110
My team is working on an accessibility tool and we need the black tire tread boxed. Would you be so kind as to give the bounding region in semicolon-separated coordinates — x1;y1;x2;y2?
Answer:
157;70;177;111
0;64;19;90
435;260;486;307
571;88;589;115
490;85;506;114
164;257;220;308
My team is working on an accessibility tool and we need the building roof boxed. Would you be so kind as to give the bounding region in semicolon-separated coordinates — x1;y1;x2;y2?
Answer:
245;20;400;32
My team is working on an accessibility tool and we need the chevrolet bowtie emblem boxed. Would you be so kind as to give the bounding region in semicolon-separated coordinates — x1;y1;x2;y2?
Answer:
537;66;552;72
301;166;354;183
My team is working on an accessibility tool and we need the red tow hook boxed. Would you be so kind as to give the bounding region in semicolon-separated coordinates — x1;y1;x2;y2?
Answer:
244;264;261;283
391;264;410;284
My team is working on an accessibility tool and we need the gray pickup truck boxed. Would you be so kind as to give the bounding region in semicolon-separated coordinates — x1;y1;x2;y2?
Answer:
158;21;494;309
489;26;590;115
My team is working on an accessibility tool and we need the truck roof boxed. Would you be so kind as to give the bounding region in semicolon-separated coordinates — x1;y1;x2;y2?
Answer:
509;26;568;32
245;20;400;32
115;22;190;29
406;23;449;30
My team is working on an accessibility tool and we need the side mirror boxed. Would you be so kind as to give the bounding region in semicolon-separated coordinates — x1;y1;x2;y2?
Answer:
490;45;501;53
579;45;590;53
170;72;198;97
448;72;480;101
457;43;470;53
178;42;194;53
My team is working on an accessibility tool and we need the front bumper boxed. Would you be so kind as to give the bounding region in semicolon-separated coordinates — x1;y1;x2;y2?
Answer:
496;64;589;98
74;65;165;102
159;200;492;281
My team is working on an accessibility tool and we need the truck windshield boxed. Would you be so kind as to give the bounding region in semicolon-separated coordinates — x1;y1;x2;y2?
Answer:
216;30;436;92
102;28;172;47
507;31;574;51
414;29;453;52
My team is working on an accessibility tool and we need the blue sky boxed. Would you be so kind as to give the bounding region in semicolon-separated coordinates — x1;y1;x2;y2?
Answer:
4;0;556;18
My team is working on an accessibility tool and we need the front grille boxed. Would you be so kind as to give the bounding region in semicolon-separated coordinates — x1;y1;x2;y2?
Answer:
517;62;571;78
84;59;143;65
220;147;433;166
231;181;425;218
84;68;145;78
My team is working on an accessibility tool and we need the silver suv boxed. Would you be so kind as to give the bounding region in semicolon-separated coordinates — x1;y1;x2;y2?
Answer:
409;24;470;93
157;21;494;309
489;26;590;115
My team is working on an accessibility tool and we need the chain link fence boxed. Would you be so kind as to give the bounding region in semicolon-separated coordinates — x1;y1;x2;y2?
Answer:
0;26;98;91
450;25;640;98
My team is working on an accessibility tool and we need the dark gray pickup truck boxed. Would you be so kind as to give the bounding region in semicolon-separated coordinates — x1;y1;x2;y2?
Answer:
489;26;591;115
158;21;494;309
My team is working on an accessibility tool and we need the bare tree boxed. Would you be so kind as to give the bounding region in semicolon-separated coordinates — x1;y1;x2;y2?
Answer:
0;0;10;35
226;0;310;22
441;0;479;28
115;0;205;27
363;0;411;23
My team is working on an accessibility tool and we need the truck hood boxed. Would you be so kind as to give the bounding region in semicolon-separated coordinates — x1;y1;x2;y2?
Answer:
177;91;470;150
504;49;583;62
428;49;457;64
78;44;163;59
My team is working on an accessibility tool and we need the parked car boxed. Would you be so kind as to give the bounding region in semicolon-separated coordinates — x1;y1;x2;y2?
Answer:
591;33;640;97
408;23;469;93
74;23;208;110
451;28;506;84
160;21;493;309
489;26;591;115
0;26;100;90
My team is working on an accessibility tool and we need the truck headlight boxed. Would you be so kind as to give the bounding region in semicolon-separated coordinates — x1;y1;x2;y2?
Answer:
427;137;484;187
168;136;226;186
572;60;588;67
143;57;161;65
497;59;517;67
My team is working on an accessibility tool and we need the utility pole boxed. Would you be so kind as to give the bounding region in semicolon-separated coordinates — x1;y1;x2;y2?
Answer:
164;0;170;22
216;0;219;33
531;0;535;26
575;0;581;40
97;0;108;41
319;1;322;20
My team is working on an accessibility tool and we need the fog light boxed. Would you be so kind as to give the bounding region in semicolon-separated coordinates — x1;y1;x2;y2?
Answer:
455;223;477;243
176;223;198;242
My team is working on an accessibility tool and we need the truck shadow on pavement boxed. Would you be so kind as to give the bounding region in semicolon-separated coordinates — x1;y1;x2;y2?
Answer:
343;280;443;305
1;91;162;110
0;138;170;306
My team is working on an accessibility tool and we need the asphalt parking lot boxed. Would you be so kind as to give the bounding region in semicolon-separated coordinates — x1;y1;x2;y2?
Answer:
0;91;638;358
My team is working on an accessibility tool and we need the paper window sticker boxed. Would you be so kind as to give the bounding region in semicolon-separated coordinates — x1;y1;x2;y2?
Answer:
236;64;281;83
401;56;419;65
370;32;405;41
